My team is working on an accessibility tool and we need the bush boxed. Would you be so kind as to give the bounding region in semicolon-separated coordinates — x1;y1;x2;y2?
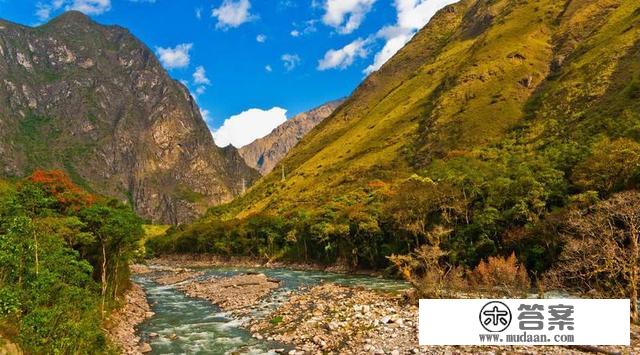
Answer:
469;252;530;296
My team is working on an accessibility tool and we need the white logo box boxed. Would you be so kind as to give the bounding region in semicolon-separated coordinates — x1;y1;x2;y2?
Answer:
419;299;630;346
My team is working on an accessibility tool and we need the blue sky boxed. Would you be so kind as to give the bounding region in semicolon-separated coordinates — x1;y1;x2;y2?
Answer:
0;0;458;147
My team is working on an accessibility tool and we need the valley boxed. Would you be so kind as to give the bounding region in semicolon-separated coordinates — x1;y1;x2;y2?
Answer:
1;0;640;353
117;260;640;354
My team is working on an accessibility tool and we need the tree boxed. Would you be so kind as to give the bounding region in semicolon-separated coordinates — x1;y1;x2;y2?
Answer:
388;225;462;298
544;191;640;322
572;138;640;195
0;173;141;353
79;202;143;316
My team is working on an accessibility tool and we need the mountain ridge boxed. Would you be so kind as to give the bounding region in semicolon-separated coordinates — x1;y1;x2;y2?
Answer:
239;99;344;175
0;11;259;224
213;0;640;218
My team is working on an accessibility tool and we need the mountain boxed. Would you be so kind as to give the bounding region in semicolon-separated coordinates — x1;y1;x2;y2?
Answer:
238;99;344;175
220;0;640;217
0;12;259;224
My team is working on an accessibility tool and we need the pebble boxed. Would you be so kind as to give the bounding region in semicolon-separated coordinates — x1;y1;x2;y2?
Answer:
139;343;152;353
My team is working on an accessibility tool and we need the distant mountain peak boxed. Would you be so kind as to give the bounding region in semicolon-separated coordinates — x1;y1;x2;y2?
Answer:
239;99;344;175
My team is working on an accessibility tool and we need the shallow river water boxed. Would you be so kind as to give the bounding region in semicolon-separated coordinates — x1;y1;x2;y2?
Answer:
135;267;409;354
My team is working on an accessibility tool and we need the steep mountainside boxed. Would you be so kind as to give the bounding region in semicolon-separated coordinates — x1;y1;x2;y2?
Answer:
239;99;344;175
223;0;639;216
0;12;259;224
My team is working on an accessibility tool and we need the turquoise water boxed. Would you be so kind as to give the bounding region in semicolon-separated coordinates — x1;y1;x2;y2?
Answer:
135;267;408;354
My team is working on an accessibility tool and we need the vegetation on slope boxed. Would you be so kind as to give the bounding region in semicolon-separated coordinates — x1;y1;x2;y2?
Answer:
151;0;640;314
0;170;143;353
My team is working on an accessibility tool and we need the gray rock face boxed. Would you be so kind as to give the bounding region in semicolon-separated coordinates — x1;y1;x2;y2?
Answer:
239;100;344;175
0;11;259;224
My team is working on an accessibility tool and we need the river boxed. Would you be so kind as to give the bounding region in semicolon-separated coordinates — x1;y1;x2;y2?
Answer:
134;267;409;354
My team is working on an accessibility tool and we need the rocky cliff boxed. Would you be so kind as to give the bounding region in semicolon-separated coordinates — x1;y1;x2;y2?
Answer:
238;100;343;175
0;11;259;224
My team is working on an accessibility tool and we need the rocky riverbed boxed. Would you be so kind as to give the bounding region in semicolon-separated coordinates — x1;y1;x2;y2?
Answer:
248;283;640;355
148;254;370;274
129;261;640;354
181;273;280;316
155;270;204;285
107;282;154;354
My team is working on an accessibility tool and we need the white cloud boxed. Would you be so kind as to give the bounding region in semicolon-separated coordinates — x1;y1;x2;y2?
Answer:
322;0;376;34
156;43;193;69
363;0;459;74
289;19;317;38
35;0;110;21
195;7;202;19
396;0;459;30
36;2;55;20
193;66;211;85
67;0;111;15
265;65;273;72
212;107;288;148
364;32;409;73
200;109;212;123
195;86;207;95
34;0;65;21
318;38;368;70
212;0;256;30
281;54;300;71
279;0;296;9
256;34;267;43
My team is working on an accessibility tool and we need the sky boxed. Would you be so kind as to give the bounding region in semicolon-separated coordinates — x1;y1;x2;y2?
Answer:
0;0;458;148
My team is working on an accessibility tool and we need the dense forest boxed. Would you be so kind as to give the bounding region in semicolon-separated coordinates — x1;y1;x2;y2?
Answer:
149;0;640;319
149;138;640;317
0;170;143;353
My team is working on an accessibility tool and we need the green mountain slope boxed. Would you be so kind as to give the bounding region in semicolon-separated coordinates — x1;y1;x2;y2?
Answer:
225;0;637;216
154;0;639;271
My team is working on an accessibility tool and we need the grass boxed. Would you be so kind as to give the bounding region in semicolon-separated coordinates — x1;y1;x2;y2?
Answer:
175;187;206;203
209;0;640;223
270;316;284;325
138;224;171;257
143;224;171;239
15;113;58;171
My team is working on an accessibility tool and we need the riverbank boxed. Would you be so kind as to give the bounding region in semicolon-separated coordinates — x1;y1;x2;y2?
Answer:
249;283;640;354
133;260;640;354
148;254;382;276
107;280;154;354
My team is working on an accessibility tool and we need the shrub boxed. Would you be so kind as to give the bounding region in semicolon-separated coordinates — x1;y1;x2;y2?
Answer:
469;252;530;296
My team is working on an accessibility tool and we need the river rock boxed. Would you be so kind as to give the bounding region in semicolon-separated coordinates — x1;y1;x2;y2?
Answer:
106;283;153;355
180;273;279;316
139;343;152;353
